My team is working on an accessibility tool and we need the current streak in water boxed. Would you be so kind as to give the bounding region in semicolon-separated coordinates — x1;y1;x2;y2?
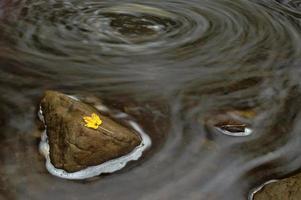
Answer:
0;0;301;200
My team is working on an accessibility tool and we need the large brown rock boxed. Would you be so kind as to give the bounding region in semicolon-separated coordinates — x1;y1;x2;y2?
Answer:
40;91;141;172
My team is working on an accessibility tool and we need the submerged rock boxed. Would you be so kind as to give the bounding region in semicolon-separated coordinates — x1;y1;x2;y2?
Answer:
40;91;141;172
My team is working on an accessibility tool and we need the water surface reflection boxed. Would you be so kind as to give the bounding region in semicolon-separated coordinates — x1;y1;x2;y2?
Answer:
1;0;301;199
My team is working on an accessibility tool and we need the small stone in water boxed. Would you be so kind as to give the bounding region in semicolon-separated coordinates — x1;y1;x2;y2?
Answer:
219;124;246;133
215;120;252;137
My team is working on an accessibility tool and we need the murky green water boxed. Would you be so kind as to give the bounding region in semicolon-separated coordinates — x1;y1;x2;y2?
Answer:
1;0;301;199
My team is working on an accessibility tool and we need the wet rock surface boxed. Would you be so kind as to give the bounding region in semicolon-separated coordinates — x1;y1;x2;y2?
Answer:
40;91;141;172
254;173;301;200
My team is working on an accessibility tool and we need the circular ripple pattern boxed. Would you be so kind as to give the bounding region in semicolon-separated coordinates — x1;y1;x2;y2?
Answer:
2;0;298;61
1;0;301;200
3;1;206;57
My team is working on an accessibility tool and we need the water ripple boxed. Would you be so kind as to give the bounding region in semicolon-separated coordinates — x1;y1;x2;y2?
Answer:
1;0;301;200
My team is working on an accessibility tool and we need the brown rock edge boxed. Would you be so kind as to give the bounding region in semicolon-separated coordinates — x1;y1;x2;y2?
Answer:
40;91;141;172
254;173;301;200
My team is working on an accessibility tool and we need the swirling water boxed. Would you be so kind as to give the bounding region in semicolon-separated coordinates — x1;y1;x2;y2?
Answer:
0;0;301;199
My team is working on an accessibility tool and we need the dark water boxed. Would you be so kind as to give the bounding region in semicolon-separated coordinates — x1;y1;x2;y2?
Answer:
1;0;301;199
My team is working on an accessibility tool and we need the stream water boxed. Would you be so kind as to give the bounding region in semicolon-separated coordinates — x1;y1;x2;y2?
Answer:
1;0;301;199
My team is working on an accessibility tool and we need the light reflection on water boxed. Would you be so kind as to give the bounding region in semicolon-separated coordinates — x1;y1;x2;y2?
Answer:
0;0;301;199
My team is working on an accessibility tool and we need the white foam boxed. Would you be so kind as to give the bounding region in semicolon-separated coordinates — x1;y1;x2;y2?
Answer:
67;95;80;101
38;105;45;123
248;180;278;200
114;113;129;119
95;104;110;112
38;101;151;180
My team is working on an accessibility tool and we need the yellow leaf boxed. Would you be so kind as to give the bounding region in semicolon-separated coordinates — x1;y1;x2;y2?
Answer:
83;113;102;129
